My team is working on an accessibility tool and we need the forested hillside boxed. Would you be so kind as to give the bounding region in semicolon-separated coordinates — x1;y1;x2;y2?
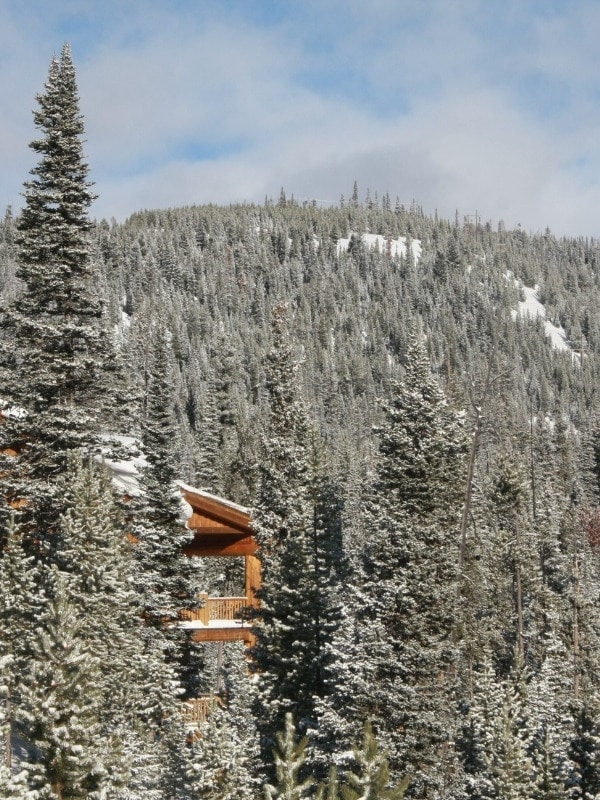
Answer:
79;197;600;493
2;45;600;799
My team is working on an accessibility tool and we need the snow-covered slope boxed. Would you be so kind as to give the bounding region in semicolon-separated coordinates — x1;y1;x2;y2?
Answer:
509;275;573;354
337;232;422;261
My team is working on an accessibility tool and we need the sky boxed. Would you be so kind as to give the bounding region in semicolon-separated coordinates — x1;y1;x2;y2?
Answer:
1;0;600;236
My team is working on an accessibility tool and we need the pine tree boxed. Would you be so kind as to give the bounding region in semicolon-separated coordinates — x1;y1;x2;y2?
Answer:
568;699;600;800
53;454;170;796
462;655;537;800
220;642;262;795
251;306;322;762
485;667;536;800
339;721;410;800
18;571;115;799
132;318;198;632
346;331;467;793
187;704;256;800
0;655;31;799
55;456;139;679
528;634;572;800
0;44;120;552
0;517;45;786
128;320;198;796
263;713;314;800
9;453;189;799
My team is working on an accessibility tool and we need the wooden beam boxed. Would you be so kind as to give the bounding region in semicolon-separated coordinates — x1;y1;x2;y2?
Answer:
189;627;254;644
184;534;258;557
186;513;245;535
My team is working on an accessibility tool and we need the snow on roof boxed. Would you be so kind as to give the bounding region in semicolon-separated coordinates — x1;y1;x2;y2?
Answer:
176;481;251;516
336;232;422;261
98;436;250;524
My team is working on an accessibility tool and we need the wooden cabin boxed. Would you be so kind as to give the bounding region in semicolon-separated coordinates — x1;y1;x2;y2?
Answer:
177;483;260;646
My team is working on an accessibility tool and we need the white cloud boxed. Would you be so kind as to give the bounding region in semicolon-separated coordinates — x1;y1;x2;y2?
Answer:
2;1;600;236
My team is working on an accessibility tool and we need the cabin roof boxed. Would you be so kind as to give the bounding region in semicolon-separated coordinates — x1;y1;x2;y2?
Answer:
176;481;250;517
177;482;253;547
98;438;253;540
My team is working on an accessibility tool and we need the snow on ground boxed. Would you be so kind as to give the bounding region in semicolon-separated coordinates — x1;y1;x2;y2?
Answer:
98;435;148;497
336;232;422;261
508;274;574;355
517;285;571;352
0;399;28;419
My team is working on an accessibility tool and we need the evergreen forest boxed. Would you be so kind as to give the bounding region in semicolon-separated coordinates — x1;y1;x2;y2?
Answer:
2;44;600;799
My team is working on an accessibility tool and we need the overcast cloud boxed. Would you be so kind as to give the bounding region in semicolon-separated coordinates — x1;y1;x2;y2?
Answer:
1;0;600;236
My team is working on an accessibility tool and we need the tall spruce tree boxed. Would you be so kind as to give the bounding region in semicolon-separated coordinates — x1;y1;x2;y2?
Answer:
132;317;198;630
0;657;34;800
251;305;322;766
52;455;165;796
0;44;117;551
129;319;198;797
0;518;45;790
346;331;467;794
18;571;113;799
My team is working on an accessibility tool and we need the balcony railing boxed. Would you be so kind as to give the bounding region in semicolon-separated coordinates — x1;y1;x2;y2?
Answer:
181;694;223;726
180;593;249;625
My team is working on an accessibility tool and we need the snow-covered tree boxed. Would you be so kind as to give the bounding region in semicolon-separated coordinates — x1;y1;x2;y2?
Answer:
55;456;140;698
568;698;600;800
127;321;198;795
0;44;122;553
251;306;322;762
263;713;314;800
460;655;537;800
18;571;120;799
0;653;33;799
0;516;44;755
187;704;256;800
339;721;410;800
346;331;467;793
132;317;198;632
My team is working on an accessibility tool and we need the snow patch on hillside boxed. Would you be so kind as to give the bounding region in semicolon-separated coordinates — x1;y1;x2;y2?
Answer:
99;435;147;497
509;275;573;354
337;232;422;261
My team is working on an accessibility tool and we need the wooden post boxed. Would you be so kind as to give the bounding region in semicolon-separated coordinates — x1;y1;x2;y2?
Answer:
245;554;261;609
199;592;209;625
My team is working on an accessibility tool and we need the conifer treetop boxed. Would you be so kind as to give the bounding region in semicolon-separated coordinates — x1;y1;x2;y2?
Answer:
17;43;97;308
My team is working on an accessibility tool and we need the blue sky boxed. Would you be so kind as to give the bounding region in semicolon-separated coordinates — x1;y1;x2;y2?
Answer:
1;0;600;235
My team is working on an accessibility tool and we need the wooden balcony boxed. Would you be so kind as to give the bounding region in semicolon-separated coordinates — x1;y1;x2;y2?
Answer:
180;593;249;624
177;487;260;646
180;593;255;644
